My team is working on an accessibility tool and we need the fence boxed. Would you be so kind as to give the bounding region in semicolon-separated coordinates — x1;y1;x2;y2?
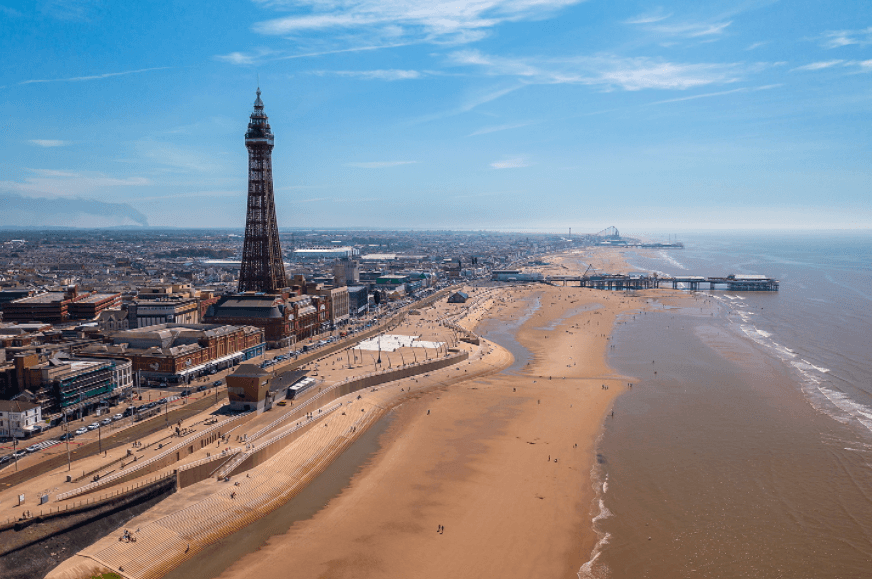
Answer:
55;412;253;502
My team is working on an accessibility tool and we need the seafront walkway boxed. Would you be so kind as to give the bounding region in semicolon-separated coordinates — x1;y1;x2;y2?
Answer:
48;328;512;579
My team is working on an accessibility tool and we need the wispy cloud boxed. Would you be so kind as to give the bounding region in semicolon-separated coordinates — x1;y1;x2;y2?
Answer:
215;43;413;66
0;169;150;198
648;83;781;105
490;157;530;169
410;83;524;124
136;190;239;202
28;139;72;147
624;9;672;24
649;20;732;38
39;0;99;21
467;122;532;137
251;0;584;45
310;69;422;80
449;50;744;91
624;9;732;39
345;161;417;168
792;60;845;71
17;67;171;85
746;41;767;51
215;48;277;65
817;28;871;49
791;59;871;73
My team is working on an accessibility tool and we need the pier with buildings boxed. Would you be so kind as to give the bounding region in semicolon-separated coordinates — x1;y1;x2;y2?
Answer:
547;273;779;291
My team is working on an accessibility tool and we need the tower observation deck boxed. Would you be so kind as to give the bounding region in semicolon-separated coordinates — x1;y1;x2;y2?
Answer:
238;88;288;293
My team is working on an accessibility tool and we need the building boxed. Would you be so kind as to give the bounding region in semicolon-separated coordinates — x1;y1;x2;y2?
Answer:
204;294;292;348
110;323;265;383
0;399;42;438
226;362;273;413
97;309;129;333
333;257;360;286
2;286;78;323
448;291;469;303
310;286;349;327
22;358;117;418
346;286;369;316
491;270;544;282
375;274;410;293
238;88;287;293
68;292;122;320
295;247;358;260
126;296;200;328
287;295;319;340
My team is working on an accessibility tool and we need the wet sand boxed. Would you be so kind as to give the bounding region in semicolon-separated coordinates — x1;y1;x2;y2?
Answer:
214;276;658;579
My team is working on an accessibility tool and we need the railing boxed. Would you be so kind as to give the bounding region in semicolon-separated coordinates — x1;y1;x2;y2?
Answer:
56;412;251;502
216;401;343;479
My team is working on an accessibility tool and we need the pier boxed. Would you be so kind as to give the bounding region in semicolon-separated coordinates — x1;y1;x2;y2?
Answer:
546;273;779;291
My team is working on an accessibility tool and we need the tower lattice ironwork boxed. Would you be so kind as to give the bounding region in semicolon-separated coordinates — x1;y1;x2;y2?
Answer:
238;88;287;293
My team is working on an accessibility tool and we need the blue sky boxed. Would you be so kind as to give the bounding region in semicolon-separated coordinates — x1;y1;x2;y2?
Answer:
0;0;870;232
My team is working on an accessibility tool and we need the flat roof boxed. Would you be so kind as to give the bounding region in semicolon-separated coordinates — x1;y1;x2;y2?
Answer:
76;293;120;303
12;292;67;304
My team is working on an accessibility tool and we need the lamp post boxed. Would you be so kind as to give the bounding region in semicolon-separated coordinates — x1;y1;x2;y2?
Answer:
64;413;71;472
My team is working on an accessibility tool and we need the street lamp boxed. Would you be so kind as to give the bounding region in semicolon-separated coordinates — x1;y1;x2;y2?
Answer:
64;412;71;472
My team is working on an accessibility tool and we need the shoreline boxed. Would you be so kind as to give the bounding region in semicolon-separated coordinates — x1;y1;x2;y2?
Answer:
211;256;666;579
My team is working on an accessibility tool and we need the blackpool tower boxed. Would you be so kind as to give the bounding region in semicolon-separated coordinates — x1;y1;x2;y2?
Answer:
238;88;287;293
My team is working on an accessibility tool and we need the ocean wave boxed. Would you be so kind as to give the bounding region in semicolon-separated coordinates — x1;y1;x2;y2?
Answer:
801;381;873;433
580;465;613;579
731;315;871;434
658;250;687;271
791;359;829;374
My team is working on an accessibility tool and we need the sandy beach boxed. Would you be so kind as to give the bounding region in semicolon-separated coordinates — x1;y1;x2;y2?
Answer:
211;251;666;579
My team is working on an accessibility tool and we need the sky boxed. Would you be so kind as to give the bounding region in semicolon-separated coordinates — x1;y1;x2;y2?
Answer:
0;0;870;233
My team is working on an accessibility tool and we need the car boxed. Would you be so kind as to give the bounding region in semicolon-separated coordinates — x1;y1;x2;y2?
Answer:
212;380;222;386
181;389;191;397
112;413;123;421
12;450;26;458
87;423;99;430
75;427;88;435
157;398;168;405
101;418;112;426
59;432;75;441
25;444;41;453
0;455;12;464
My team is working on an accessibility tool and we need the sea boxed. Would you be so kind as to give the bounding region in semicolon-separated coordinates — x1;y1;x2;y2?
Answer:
582;230;871;579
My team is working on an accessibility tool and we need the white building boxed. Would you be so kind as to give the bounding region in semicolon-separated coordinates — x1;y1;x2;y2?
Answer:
0;400;42;438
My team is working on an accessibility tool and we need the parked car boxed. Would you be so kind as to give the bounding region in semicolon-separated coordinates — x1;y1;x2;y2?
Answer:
100;418;112;426
181;389;191;397
112;413;123;421
87;423;99;430
75;427;88;435
25;444;41;453
212;380;222;386
12;450;26;458
0;455;12;464
157;398;168;405
59;432;75;441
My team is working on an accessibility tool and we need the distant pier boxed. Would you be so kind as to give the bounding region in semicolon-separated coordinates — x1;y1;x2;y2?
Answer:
546;273;779;291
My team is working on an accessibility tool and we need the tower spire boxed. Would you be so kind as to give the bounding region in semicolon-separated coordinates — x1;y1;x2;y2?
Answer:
238;88;287;293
